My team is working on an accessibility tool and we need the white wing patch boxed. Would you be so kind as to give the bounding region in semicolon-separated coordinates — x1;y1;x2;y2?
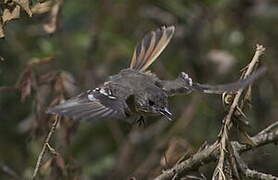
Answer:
47;87;128;121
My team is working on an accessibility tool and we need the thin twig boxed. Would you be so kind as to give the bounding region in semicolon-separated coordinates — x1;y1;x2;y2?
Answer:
237;122;278;153
31;115;60;180
258;121;278;135
154;142;218;180
0;86;17;91
0;163;20;180
213;44;265;180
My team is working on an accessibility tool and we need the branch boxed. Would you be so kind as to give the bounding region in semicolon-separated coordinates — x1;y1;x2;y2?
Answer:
236;121;278;153
154;122;278;180
234;145;278;180
0;86;17;91
154;142;218;180
31;115;60;180
213;44;265;180
0;163;20;180
154;45;274;180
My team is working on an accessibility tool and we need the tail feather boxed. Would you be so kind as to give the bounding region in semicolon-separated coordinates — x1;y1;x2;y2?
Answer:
130;26;175;72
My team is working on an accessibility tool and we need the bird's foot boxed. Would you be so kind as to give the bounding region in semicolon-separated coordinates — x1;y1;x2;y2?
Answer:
179;72;193;87
136;116;145;127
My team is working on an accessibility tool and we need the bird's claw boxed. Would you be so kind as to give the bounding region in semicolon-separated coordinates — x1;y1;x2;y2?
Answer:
136;116;145;127
180;72;193;87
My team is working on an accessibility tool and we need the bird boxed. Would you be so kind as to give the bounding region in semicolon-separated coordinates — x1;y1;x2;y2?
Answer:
46;25;266;125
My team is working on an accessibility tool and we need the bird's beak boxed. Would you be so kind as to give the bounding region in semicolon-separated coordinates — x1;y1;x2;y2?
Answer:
159;107;172;121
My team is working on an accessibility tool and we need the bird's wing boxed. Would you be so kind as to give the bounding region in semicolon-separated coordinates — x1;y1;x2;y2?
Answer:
191;67;267;94
161;67;266;96
129;26;175;72
46;88;129;121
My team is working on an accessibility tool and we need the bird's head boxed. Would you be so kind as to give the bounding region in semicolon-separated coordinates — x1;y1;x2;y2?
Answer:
135;87;172;120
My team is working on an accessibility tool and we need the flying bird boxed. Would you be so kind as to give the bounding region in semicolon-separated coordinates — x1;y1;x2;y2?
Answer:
47;26;266;124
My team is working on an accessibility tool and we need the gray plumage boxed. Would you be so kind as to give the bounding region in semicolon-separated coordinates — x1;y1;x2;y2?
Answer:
46;26;266;123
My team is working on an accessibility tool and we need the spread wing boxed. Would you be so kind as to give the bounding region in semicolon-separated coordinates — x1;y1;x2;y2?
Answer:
191;67;267;94
130;25;175;72
161;67;267;96
46;88;129;121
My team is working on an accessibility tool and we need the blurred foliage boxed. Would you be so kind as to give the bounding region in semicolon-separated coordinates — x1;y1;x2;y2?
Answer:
0;0;278;179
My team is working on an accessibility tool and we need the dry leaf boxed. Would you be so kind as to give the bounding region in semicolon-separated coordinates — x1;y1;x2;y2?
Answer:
55;154;66;173
31;1;53;14
239;127;257;146
40;158;53;175
43;0;63;33
16;66;33;101
0;0;33;38
20;70;32;101
160;137;192;167
13;0;32;17
28;57;53;66
2;5;20;24
0;24;4;38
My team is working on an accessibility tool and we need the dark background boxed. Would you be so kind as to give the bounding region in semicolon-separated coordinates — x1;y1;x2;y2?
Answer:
0;0;277;179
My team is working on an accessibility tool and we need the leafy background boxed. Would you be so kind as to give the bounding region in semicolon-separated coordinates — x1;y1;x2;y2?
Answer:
0;0;278;179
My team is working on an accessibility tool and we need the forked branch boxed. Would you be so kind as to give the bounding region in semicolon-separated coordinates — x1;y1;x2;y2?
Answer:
155;45;278;180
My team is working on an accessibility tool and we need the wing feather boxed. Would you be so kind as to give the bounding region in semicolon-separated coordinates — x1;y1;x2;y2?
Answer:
46;90;128;121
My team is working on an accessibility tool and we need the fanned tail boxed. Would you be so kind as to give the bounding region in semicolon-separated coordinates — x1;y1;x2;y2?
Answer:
129;26;175;72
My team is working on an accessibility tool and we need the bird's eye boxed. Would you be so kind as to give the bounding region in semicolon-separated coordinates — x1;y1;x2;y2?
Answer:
149;100;154;106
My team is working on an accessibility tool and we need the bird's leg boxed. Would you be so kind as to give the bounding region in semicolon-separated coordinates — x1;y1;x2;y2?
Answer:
160;72;193;96
136;116;145;127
